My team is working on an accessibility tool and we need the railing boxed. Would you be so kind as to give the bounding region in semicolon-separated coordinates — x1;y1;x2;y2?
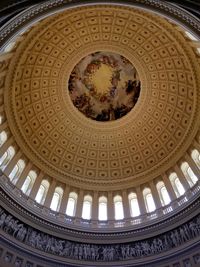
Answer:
1;173;200;232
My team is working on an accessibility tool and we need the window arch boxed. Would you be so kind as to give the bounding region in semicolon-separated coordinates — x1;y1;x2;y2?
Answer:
35;179;49;204
181;162;198;186
128;193;140;217
156;181;171;206
191;149;200;169
66;192;78;217
21;170;37;195
82;195;92;220
98;196;107;221
187;167;198;185
143;188;156;213
50;186;64;212
0;146;15;171
169;172;185;197
114;195;124;220
0;131;7;147
9;159;25;184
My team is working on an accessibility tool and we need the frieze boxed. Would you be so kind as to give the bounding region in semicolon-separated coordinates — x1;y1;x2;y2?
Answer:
0;205;200;262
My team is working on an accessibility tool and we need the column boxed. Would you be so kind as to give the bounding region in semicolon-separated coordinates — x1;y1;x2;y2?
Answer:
3;149;22;177
59;186;70;214
184;152;200;179
174;164;190;191
43;179;57;207
136;186;146;214
15;161;32;189
29;171;44;199
92;191;99;220
75;190;84;218
107;192;114;220
149;180;162;209
0;136;14;158
162;173;177;200
122;190;131;218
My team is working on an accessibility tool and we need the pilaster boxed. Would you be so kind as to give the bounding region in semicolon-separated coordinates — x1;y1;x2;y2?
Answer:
29;171;44;200
44;179;57;207
59;186;70;214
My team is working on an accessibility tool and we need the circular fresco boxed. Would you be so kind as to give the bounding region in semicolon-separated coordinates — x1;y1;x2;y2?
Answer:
68;52;141;121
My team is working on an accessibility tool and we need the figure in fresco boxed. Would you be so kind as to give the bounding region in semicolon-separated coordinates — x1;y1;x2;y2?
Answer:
68;51;141;121
96;109;110;121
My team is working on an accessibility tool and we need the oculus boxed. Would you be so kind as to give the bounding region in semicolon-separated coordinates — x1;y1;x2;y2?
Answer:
68;52;141;121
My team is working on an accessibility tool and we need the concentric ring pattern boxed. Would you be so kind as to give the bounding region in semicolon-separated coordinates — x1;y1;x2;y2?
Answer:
5;5;200;190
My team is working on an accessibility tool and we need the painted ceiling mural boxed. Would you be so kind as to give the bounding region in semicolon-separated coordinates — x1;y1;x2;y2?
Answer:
68;51;141;121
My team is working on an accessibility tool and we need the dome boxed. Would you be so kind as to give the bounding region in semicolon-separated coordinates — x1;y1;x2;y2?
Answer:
0;1;200;267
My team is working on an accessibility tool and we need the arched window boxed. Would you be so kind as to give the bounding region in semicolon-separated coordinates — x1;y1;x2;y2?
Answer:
187;167;198;184
50;187;63;212
0;131;7;147
128;193;140;217
0;146;15;171
143;188;156;213
156;181;171;206
114;195;124;220
191;149;200;169
169;172;185;197
82;195;92;220
175;178;185;196
35;185;45;203
50;192;60;211
98;196;107;221
181;162;198;187
21;170;37;195
66;192;78;216
35;180;49;204
9;159;25;184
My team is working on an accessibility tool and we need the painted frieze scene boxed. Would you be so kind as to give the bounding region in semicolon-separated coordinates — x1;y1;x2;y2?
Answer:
68;52;141;121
